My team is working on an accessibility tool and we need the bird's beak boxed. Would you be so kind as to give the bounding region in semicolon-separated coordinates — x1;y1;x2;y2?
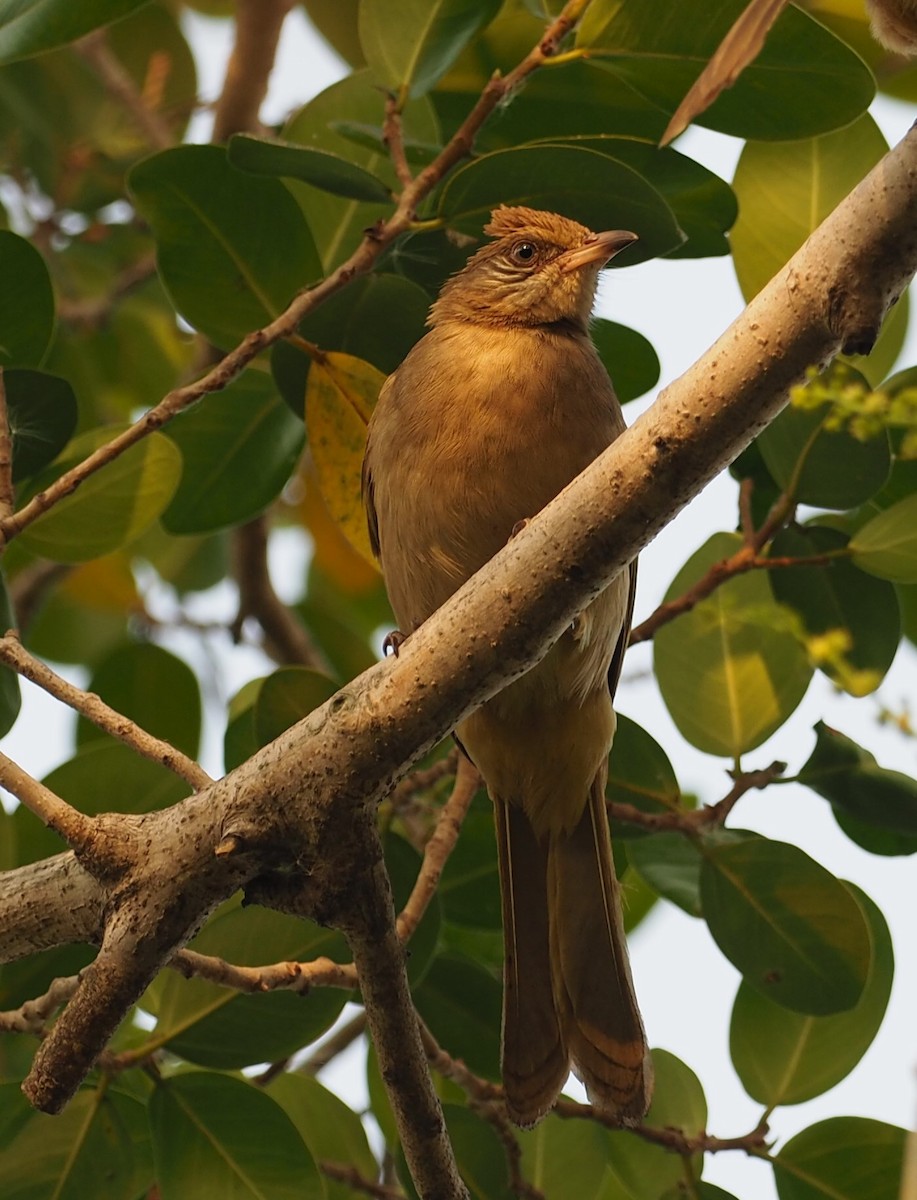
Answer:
559;230;639;273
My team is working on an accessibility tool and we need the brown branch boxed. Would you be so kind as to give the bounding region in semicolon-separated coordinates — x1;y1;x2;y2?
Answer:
383;95;414;190
56;253;159;328
170;947;357;993
8;561;72;633
299;1009;368;1075
0;971;83;1034
0;369;13;524
211;0;295;143
231;515;327;669
609;760;786;834
396;754;479;942
0;0;594;556
0;751;96;850
320;1162;405;1200
0;633;212;792
555;1097;771;1156
76;30;174;151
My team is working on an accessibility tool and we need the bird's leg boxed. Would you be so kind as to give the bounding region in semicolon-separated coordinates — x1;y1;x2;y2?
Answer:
510;517;531;539
383;630;407;657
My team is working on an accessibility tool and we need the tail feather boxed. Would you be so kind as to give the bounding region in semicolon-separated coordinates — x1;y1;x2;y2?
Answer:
495;797;568;1127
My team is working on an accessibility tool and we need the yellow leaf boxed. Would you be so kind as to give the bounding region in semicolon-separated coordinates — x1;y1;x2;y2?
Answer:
63;552;139;612
305;350;386;566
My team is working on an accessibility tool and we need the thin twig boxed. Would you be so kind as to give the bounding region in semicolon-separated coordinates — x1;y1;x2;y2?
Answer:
76;30;174;151
56;254;159;327
0;369;13;525
383;95;413;189
0;751;96;849
170;947;357;992
0;633;212;792
554;1097;771;1155
8;561;73;634
299;1010;368;1075
0;972;84;1034
608;761;786;834
320;1161;405;1200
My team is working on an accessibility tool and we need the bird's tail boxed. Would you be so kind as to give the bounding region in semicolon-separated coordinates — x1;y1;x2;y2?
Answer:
496;779;652;1127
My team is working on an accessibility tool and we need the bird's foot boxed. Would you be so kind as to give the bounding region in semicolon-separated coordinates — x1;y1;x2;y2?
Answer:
509;517;531;540
383;630;407;657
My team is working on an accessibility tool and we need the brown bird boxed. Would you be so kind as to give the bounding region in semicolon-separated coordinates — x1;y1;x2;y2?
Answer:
362;206;652;1127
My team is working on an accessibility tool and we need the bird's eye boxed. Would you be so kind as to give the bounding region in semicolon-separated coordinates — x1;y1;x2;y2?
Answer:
511;240;538;264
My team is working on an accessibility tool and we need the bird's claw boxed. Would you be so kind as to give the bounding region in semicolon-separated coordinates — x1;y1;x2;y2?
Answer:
383;630;406;657
509;517;531;540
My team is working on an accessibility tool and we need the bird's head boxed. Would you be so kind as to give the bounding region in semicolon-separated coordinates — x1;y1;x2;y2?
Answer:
428;205;637;331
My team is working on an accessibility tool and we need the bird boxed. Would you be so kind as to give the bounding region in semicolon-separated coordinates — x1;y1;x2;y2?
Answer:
362;205;652;1127
865;0;917;53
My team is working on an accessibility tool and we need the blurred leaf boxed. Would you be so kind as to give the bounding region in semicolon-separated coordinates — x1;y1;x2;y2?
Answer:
253;666;338;747
25;554;135;667
129;145;321;348
850;493;917;583
150;1073;323;1200
223;676;265;773
385;831;442;985
773;1117;905;1200
0;575;21;737
162;372;305;535
306;350;385;564
519;1110;612;1200
0;1088;137;1199
439;795;502;930
603;1049;706;1199
757;395;891;512
3;369;77;483
359;0;502;98
18;425;182;563
76;641;202;759
591;320;660;404
267;1074;377;1200
627;833;703;916
700;834;871;1014
438;145;683;261
799;722;917;852
147;900;349;1069
302;0;364;65
654;532;813;757
730;884;893;1105
0;0;150;64
413;953;502;1080
228;133;392;201
732;113;887;297
769;525;900;692
606;713;681;825
578;0;873;141
0;231;53;365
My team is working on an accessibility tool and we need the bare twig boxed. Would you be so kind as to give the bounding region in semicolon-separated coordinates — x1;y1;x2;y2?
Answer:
0;633;212;792
211;0;296;143
320;1161;405;1200
608;760;786;834
0;369;13;525
555;1097;771;1156
76;29;174;151
383;95;414;189
170;947;357;993
299;1009;368;1075
0;751;96;850
57;254;159;327
8;562;73;633
0;972;84;1034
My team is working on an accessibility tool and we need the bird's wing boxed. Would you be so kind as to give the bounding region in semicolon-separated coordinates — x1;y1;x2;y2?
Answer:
607;559;637;701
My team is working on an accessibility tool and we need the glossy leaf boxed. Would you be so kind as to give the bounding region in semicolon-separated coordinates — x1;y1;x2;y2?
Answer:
519;1108;613;1200
850;493;917;583
306;350;385;564
577;0;874;141
2;369;77;483
253;666;338;748
604;1049;706;1199
0;0;149;64
700;835;871;1014
359;0;502;98
0;231;53;365
150;1073;323;1200
756;397;891;511
18;426;182;563
413;953;502;1080
627;833;703;916
769;525;900;691
162;372;305;535
438;145;683;261
606;713;682;826
228;133;392;201
654;532;812;757
76;642;202;759
267;1074;378;1200
773;1117;905;1200
129;145;321;348
146;900;349;1069
0;575;20;737
591;320;660;404
730;884;893;1105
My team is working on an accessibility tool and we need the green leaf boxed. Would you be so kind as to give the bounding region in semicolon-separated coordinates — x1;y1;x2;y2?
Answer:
267;1074;377;1200
162;372;305;535
700;835;871;1015
730;884;893;1106
282;71;440;271
0;231;53;364
253;666;338;747
400;1104;512;1200
627;833;703;916
146;900;349;1069
769;525;900;692
0;0;149;64
0;1088;137;1199
603;1049;706;1200
2;369;77;483
76;642;202;759
359;0;502;99
0;575;20;737
306;350;385;564
439;794;502;930
577;0;874;141
591;320;660;405
128;145;321;348
732;114;887;301
519;1108;612;1200
18;426;182;563
798;722;917;853
606;713;681;827
413;953;502;1080
228;133;392;202
385;831;442;984
150;1073;323;1200
773;1117;906;1200
437;145;683;261
654;532;813;757
850;493;917;583
756;397;891;511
